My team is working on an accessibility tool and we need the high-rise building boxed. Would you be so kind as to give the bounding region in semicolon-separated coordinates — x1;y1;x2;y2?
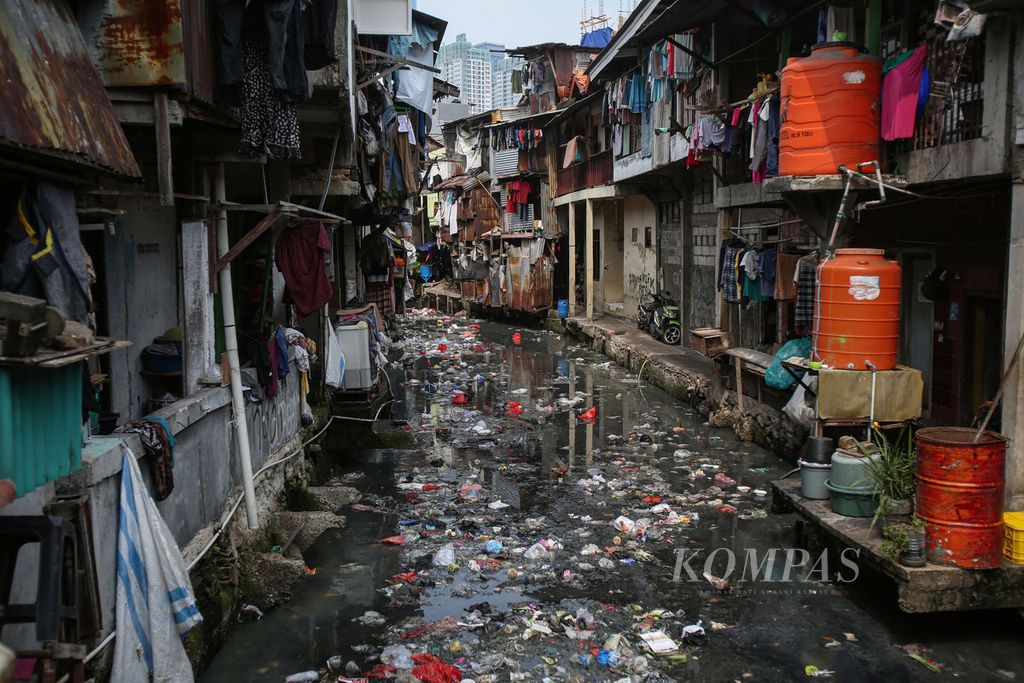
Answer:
437;34;523;113
437;34;493;113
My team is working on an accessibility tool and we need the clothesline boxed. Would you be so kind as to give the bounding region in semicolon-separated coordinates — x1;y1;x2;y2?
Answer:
694;86;780;115
729;217;807;232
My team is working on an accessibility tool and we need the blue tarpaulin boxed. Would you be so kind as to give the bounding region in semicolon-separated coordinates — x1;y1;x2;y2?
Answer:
581;27;613;49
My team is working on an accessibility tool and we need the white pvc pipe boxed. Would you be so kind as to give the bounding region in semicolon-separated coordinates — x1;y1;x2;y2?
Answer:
866;360;877;443
213;164;259;529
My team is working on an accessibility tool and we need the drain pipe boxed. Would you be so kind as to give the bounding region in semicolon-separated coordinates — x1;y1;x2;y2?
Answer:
865;360;877;443
213;163;260;529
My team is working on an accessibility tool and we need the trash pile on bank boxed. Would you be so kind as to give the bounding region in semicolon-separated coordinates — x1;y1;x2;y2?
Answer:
292;309;781;682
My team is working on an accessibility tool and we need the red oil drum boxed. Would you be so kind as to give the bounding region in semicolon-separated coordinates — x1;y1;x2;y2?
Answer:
779;43;882;176
813;249;901;370
915;427;1007;569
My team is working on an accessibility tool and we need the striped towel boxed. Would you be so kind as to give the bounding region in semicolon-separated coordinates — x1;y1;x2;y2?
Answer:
112;446;201;683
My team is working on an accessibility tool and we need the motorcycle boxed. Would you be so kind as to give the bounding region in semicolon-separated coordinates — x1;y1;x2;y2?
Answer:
637;290;682;345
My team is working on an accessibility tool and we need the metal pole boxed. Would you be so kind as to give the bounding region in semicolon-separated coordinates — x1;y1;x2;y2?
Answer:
865;360;877;443
213;163;260;529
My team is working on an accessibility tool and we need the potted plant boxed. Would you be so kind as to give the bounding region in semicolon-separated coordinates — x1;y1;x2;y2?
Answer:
880;523;910;563
901;516;927;567
859;424;916;532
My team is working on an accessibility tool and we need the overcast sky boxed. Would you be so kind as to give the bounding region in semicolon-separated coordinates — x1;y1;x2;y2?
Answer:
413;0;596;49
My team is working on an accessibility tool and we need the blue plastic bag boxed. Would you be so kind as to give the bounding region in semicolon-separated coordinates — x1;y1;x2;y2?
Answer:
765;338;812;390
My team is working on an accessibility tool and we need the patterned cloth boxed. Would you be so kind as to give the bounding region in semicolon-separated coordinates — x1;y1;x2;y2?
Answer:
365;281;394;317
240;37;301;159
720;245;743;304
795;258;817;327
114;420;176;500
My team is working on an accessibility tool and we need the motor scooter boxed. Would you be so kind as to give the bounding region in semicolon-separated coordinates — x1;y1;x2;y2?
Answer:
638;290;681;344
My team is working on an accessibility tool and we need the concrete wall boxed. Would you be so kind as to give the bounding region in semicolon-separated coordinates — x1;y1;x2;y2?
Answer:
614;152;653;183
601;201;624;313
657;198;684;304
104;197;181;421
0;365;303;650
622;195;657;319
690;174;718;329
997;15;1024;508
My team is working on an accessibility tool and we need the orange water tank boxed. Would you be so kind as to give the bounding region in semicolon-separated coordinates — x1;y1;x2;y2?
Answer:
813;249;900;370
779;43;882;176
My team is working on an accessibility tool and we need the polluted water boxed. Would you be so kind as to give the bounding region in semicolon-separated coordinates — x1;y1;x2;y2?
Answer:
201;309;1024;683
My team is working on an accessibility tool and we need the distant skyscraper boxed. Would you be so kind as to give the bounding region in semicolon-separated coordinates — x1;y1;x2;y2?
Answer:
437;34;524;113
438;34;492;113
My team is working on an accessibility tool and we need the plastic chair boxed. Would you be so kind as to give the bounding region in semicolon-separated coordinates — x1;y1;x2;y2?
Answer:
0;515;79;643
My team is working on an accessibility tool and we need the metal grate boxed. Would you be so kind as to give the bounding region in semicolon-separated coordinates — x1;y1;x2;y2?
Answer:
912;36;984;150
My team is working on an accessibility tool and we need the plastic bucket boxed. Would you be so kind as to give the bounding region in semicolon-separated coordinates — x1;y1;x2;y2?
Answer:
799;459;831;499
801;436;834;464
825;480;879;517
557;299;569;319
830;449;882;490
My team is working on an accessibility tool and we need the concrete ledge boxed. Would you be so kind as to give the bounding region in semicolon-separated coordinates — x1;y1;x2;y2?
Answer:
559;315;808;457
772;478;1024;613
762;173;908;194
715;181;784;209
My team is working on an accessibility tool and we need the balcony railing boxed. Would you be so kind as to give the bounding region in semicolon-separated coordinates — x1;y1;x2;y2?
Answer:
909;35;984;151
556;149;613;196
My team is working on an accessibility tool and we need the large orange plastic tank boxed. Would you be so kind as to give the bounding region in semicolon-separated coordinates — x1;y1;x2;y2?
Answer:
779;43;882;176
916;427;1006;569
813;249;900;370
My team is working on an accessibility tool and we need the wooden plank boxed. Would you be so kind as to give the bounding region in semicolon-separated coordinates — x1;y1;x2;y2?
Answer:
154;91;174;207
354;45;441;74
212;212;286;275
568;200;576;316
585;198;594;320
734;355;744;414
723;346;773;368
0;338;128;368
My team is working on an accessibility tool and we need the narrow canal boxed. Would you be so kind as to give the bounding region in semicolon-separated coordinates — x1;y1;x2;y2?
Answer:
202;313;1024;682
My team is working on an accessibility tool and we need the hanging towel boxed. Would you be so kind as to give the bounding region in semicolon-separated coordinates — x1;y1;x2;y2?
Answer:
882;45;928;141
112;446;202;683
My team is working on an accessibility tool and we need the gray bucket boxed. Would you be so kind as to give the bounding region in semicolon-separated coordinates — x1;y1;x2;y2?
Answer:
799;459;832;499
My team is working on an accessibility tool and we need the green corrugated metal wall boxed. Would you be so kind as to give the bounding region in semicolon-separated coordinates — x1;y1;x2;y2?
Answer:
0;363;82;498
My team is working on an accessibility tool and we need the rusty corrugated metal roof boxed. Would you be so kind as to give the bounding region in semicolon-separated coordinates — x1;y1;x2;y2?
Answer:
77;0;186;88
434;172;492;191
0;0;141;177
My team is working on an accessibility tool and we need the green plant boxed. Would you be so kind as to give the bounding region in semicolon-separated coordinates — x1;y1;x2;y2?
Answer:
880;523;911;562
859;425;916;528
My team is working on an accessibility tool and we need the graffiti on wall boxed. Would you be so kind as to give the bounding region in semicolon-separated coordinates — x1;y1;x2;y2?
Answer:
691;267;717;328
627;271;655;297
244;375;301;465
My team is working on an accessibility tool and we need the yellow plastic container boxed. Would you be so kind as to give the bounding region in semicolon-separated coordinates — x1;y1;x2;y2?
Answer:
1003;512;1024;564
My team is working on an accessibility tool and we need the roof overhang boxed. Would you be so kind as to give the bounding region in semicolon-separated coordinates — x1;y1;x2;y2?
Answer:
0;0;141;178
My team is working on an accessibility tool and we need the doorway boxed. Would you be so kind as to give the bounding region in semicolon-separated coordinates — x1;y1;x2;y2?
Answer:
602;201;624;314
901;253;934;414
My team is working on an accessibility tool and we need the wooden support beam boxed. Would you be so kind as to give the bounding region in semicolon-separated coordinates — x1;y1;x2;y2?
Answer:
568;201;577;316
154;91;174;207
585;198;594;320
211;211;287;276
355;45;441;74
735;356;745;415
664;34;715;69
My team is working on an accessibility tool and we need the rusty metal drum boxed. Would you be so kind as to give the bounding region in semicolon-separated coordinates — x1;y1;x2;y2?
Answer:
915;427;1007;569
